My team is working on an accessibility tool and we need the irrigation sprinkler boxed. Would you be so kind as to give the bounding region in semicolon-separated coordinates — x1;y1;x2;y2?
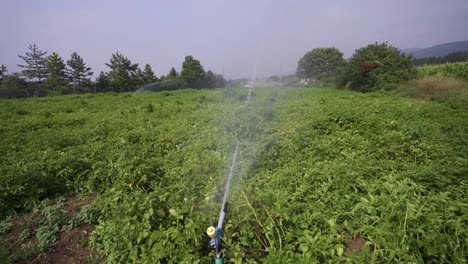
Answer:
207;84;251;263
207;141;239;264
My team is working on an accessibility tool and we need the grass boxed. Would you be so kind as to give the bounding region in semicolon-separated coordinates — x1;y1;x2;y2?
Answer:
0;87;466;262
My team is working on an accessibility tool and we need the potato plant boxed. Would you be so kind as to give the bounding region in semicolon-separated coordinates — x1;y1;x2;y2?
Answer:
0;87;466;262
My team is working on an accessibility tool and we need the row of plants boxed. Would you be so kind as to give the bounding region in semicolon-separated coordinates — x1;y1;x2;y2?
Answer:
0;88;261;262
226;89;467;262
1;87;467;262
0;197;98;262
416;62;468;80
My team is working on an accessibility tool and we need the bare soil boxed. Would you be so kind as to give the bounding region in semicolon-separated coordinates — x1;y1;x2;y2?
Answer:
343;230;372;254
1;194;99;264
27;224;97;264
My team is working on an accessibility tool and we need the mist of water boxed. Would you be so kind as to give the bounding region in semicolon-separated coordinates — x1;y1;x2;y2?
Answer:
246;87;253;101
217;140;240;229
216;82;256;228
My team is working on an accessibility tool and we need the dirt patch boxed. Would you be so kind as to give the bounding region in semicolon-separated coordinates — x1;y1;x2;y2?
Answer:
346;235;367;253
1;194;98;263
3;210;39;242
343;230;371;254
61;194;96;219
27;224;97;264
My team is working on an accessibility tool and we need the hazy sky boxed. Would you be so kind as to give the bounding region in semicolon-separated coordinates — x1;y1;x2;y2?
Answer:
1;0;468;79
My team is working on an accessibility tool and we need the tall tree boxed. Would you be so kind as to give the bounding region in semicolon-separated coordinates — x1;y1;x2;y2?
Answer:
95;71;112;92
203;70;227;88
17;44;48;83
0;74;27;98
142;64;157;84
179;55;205;88
66;52;93;93
0;64;6;80
133;68;146;87
297;47;346;80
167;67;178;79
46;52;68;94
105;52;138;92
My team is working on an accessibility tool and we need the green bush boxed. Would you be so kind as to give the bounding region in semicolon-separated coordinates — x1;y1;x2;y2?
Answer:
297;47;346;80
0;75;28;98
342;42;416;92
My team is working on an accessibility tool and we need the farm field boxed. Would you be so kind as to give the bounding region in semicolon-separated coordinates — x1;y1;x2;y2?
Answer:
416;61;468;80
0;87;467;263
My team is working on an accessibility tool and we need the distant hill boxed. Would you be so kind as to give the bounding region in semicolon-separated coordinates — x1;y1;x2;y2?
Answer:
401;48;423;54
401;41;468;58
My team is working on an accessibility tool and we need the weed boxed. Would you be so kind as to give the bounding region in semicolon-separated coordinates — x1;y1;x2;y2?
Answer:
33;201;66;250
0;238;15;264
0;221;12;235
19;228;32;240
63;204;99;231
143;103;154;113
36;225;59;250
396;76;468;103
19;241;40;260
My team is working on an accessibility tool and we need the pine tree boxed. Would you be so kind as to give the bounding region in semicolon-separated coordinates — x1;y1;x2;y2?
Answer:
133;68;146;87
179;55;205;88
66;52;93;93
105;52;138;92
17;44;48;83
168;67;178;79
46;52;68;94
143;64;157;84
0;64;6;80
95;71;111;92
203;70;227;88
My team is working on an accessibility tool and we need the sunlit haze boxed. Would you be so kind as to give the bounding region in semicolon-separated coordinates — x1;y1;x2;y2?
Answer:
1;0;468;79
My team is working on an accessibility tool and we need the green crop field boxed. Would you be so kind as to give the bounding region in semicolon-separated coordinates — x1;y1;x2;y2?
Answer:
0;88;467;263
417;62;468;80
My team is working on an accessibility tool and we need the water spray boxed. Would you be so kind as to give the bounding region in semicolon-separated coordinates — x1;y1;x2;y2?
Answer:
246;86;253;101
207;140;239;264
207;77;253;263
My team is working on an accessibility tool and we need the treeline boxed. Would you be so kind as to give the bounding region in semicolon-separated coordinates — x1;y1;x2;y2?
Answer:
0;44;226;98
296;43;468;93
297;42;416;92
412;51;468;66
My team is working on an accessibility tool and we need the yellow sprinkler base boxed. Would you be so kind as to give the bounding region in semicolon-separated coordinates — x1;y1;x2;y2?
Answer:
207;226;216;238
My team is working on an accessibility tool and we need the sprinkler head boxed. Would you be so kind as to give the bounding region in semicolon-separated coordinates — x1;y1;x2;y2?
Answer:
207;226;216;238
